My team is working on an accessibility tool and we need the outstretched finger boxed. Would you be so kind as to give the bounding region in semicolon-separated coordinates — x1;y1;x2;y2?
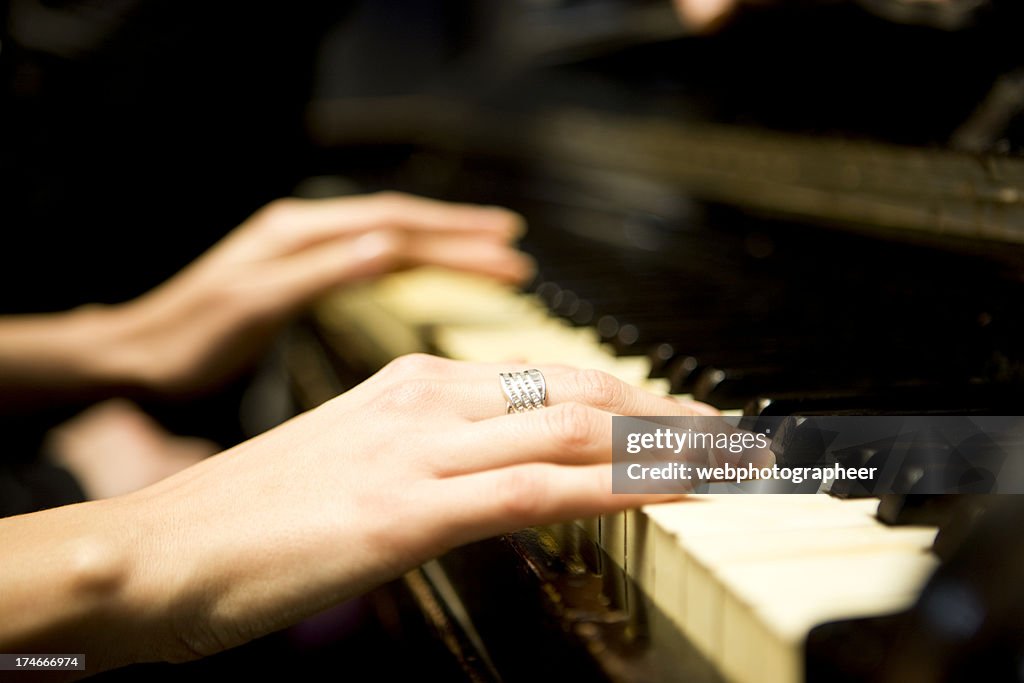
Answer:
257;193;526;256
402;232;536;284
253;232;405;311
433;462;688;549
430;402;615;477
267;230;534;305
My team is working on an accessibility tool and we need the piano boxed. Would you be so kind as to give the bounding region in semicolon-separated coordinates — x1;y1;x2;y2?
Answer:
285;1;1024;681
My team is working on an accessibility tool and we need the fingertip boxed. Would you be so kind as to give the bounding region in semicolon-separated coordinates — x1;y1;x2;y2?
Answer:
692;401;720;416
506;212;529;240
747;447;776;469
485;250;536;285
512;252;537;282
478;206;527;238
671;397;720;416
646;492;690;504
353;230;403;270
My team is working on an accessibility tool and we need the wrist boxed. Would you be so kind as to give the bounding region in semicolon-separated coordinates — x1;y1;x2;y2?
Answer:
66;303;156;394
0;497;174;674
73;490;208;668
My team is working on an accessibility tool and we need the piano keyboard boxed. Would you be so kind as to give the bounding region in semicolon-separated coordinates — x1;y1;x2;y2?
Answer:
314;268;940;683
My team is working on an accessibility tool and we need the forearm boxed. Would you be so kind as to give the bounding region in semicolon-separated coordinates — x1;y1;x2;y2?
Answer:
0;456;251;676
0;497;161;677
0;306;146;409
0;425;388;676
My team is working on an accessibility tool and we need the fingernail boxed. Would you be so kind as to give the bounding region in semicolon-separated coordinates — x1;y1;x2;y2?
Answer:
354;231;397;260
516;253;537;280
481;206;527;237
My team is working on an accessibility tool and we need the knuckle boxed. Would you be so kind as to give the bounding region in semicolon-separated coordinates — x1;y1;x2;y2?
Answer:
384;353;445;378
545;402;597;451
367;228;407;259
371;190;412;210
375;378;440;412
573;369;623;411
250;198;306;243
497;468;548;521
256;197;302;226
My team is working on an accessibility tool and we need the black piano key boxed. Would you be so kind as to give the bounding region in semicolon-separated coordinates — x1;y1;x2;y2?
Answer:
647;342;677;378
667;354;702;394
746;386;1024;421
876;494;967;527
826;444;888;498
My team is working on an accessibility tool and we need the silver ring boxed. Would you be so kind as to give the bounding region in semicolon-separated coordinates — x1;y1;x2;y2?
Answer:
500;369;547;414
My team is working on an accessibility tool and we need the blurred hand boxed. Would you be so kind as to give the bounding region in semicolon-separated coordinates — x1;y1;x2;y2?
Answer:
102;192;532;394
46;400;218;500
672;0;739;31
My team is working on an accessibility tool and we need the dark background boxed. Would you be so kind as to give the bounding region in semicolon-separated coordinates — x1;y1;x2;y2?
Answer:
2;1;1023;679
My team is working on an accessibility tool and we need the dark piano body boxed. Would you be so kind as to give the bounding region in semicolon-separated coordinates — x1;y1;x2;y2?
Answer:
294;2;1024;681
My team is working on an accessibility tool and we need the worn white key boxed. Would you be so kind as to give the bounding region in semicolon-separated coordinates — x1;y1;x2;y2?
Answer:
719;549;938;683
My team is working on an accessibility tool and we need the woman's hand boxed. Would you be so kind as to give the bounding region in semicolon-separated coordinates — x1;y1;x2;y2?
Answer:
128;356;733;662
98;192;533;394
0;193;531;405
0;356;725;672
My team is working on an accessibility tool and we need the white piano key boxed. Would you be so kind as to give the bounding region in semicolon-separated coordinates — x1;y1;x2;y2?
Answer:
575;516;599;542
600;511;627;571
719;549;938;683
625;508;656;591
685;524;936;672
644;504;687;632
645;496;885;661
367;268;549;326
